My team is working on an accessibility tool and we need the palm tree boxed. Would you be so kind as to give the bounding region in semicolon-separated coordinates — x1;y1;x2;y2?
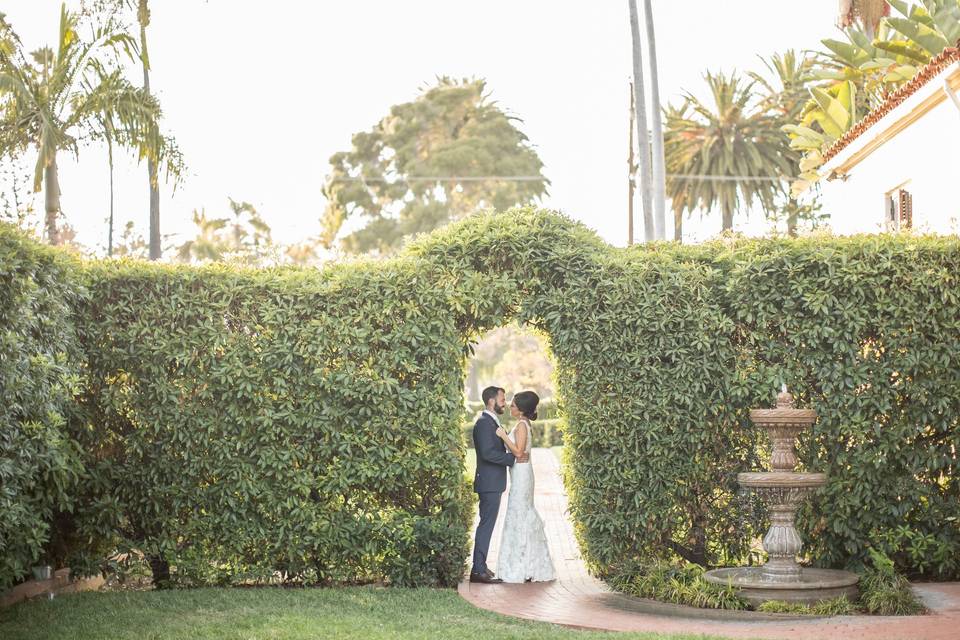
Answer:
177;199;273;264
749;50;815;236
135;0;162;260
0;5;165;244
664;71;794;236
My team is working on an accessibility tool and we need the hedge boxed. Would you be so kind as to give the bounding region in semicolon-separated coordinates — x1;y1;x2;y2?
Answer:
411;210;960;579
66;256;477;587
1;208;958;590
0;225;84;589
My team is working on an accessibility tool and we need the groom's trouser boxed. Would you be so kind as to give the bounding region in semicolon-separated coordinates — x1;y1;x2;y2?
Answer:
472;491;502;574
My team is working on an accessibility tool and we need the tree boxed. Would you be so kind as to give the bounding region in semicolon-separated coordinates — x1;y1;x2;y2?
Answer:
0;4;174;245
135;0;161;260
748;50;821;236
94;0;183;259
177;198;274;265
321;77;548;255
837;0;890;37
663;71;795;235
466;324;554;402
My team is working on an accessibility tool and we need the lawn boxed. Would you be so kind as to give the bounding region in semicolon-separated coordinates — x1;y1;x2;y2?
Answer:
0;586;719;640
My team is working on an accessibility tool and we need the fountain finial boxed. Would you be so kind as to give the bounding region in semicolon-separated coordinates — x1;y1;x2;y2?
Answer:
776;384;793;409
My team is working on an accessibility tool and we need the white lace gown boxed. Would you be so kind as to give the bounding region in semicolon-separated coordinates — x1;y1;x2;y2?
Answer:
497;421;556;583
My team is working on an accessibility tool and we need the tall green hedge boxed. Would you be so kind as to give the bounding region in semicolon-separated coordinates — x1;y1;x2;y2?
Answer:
412;210;960;579
0;224;84;589
69;257;477;587
2;209;958;590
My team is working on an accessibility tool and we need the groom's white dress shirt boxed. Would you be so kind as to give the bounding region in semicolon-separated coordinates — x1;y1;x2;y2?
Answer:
482;409;502;427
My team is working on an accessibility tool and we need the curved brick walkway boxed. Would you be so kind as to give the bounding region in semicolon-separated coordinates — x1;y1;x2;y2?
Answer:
458;447;960;639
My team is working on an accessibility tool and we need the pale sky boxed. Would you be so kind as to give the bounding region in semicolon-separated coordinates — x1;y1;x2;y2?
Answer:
3;0;846;254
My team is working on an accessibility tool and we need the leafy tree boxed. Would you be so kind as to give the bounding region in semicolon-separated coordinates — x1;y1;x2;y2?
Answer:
466;324;554;401
0;4;179;245
321;77;548;254
664;71;794;235
177;198;274;264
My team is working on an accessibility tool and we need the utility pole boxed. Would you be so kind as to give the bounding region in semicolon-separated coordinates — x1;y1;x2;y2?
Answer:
628;80;636;246
643;0;666;240
628;0;654;242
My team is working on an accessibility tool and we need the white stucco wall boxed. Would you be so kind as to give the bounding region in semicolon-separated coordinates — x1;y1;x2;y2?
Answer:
819;87;960;236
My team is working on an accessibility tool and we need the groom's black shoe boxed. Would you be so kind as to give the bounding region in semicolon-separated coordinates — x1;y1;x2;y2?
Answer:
469;571;503;584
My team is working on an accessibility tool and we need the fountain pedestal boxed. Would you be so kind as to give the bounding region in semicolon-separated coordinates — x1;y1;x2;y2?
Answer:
704;388;859;606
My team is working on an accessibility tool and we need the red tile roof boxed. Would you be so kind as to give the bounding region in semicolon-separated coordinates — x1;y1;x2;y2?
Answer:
821;44;960;164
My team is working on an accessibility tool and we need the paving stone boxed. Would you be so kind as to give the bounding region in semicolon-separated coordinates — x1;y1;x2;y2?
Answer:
459;447;960;639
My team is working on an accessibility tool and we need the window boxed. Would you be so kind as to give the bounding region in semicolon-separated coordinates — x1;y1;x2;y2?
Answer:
884;182;913;231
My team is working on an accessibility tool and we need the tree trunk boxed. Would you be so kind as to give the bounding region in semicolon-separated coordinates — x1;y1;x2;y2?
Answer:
140;0;161;261
628;81;635;246
108;141;115;256
628;0;654;243
643;0;666;240
466;362;480;402
673;207;683;242
147;554;170;589
722;203;733;231
787;202;798;238
44;153;61;245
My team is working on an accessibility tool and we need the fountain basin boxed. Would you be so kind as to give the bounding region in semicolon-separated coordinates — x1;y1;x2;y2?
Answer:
704;567;859;606
737;472;827;489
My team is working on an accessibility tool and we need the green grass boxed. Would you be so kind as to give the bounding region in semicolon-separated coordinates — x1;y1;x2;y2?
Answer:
0;586;722;640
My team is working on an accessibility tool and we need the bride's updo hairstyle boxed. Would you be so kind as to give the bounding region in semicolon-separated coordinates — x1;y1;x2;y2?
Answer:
513;390;540;421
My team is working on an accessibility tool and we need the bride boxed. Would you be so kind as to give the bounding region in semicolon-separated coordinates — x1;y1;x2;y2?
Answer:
494;390;556;583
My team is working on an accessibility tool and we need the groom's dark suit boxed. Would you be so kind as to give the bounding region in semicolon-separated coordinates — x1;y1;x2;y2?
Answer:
471;410;516;577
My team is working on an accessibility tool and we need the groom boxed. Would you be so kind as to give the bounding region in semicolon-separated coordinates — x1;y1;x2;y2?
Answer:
470;385;527;584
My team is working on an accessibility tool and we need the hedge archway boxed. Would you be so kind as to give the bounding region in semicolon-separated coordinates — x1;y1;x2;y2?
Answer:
1;209;958;590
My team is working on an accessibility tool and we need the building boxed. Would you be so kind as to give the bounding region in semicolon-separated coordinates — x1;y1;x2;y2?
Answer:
819;46;960;235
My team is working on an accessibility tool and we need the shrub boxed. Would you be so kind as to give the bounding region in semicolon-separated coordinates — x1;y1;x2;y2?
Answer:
757;596;856;615
859;549;926;615
68;257;476;587
0;224;84;589
607;559;748;610
2;208;959;590
414;210;960;579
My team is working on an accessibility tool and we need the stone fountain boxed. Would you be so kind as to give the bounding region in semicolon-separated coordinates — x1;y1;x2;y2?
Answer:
704;386;859;606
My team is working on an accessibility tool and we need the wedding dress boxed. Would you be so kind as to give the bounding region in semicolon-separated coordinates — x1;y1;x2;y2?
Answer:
497;420;556;583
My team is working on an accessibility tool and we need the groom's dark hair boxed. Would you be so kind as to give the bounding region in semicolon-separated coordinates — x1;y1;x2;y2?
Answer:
481;386;505;406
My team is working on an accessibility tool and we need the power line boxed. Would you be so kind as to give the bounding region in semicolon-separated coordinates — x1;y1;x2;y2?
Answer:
326;174;789;183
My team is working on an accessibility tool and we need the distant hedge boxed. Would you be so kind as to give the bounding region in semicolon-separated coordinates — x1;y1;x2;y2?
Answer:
0;225;84;590
2;209;958;591
464;398;560;421
461;418;564;449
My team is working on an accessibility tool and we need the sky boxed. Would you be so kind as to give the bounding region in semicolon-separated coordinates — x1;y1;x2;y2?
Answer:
3;0;847;254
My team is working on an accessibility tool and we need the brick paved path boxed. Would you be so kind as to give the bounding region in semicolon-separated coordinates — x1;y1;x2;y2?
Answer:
458;448;960;639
